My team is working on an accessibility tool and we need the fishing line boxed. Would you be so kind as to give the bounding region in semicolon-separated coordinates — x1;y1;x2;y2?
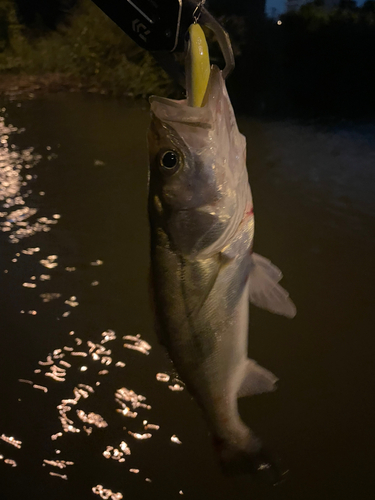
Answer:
192;0;207;24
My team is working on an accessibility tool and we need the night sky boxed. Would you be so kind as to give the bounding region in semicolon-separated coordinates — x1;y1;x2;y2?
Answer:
266;0;367;15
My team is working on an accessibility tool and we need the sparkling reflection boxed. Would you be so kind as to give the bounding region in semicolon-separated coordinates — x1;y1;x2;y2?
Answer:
128;431;152;441
18;379;33;385
171;435;182;445
45;364;66;382
101;330;116;343
92;485;123;500
0;111;63;245
59;361;71;368
4;459;17;467
115;388;151;411
51;433;63;441
65;296;79;307
23;282;37;288
0;435;22;449
33;384;48;393
156;373;170;382
49;472;67;480
143;422;160;431
123;335;151;355
119;441;131;454
40;293;61;302
40;255;58;269
76;411;108;428
1;104;187;495
43;459;74;469
103;445;127;462
22;247;40;255
168;384;184;392
9;323;184;494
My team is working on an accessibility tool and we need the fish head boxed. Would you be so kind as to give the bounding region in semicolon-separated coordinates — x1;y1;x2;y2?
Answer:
148;66;251;256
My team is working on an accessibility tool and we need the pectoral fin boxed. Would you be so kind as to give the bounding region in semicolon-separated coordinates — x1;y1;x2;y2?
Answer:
248;253;296;318
238;359;278;398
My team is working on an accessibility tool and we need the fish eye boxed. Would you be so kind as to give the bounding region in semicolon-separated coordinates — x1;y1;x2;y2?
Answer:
159;150;181;173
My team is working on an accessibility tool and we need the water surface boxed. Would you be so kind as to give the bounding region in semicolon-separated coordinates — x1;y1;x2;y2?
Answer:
0;94;374;500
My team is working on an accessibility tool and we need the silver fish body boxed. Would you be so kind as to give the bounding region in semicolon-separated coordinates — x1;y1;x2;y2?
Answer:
148;66;295;467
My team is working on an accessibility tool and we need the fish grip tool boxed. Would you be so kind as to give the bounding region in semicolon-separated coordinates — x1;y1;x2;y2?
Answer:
90;0;235;87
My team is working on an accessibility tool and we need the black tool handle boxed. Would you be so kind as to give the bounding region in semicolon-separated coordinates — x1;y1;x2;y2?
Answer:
90;0;235;85
91;0;183;52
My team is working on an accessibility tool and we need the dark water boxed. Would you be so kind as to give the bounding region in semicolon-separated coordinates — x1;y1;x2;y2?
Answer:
0;94;375;500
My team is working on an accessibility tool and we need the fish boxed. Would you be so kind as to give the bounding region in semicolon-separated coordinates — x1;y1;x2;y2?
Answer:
147;64;296;476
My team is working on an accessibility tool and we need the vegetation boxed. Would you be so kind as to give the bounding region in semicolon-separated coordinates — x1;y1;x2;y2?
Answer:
0;0;375;118
0;0;173;97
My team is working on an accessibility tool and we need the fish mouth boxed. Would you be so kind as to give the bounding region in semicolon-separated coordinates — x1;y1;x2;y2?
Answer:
149;65;224;128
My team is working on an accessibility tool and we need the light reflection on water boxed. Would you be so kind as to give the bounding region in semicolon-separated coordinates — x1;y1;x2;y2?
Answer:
0;435;22;449
8;325;181;490
92;485;123;500
0;113;47;244
5;324;183;491
2;97;374;500
0;104;183;497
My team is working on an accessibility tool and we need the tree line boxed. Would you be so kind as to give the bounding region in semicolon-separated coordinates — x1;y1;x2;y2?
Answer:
220;0;375;118
1;0;375;118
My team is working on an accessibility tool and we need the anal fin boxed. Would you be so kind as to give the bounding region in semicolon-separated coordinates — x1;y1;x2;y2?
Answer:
238;359;278;398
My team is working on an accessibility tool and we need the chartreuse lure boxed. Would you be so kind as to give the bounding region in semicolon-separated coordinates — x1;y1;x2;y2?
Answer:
186;23;210;107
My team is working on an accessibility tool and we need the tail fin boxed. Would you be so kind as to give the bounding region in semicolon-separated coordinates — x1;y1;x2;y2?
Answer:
215;438;285;484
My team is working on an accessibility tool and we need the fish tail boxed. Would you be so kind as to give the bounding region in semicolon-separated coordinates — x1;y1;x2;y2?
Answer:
214;435;284;484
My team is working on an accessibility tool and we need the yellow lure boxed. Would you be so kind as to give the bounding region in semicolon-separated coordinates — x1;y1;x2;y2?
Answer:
186;23;210;108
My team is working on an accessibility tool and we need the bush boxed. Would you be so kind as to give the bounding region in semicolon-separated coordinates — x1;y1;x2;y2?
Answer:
0;0;175;97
